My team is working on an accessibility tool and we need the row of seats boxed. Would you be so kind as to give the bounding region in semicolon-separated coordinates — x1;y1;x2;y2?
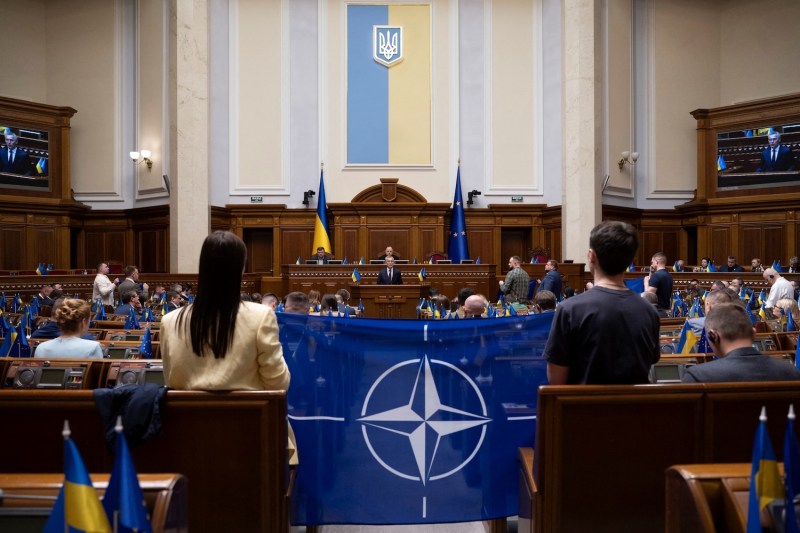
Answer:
0;357;163;389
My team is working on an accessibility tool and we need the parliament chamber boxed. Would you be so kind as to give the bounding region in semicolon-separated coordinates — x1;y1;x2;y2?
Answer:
2;0;800;530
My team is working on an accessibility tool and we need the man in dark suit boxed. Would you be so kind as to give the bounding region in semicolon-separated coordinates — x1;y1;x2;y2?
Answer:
164;291;182;313
309;246;333;264
757;131;796;172
717;255;744;272
377;256;402;285
376;246;401;261
1;131;32;175
681;303;800;383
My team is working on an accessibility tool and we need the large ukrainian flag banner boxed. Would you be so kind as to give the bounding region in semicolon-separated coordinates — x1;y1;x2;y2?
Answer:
347;4;431;165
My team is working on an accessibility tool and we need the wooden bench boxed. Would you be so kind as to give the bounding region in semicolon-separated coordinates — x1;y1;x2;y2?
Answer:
0;389;290;533
0;472;188;533
518;382;800;533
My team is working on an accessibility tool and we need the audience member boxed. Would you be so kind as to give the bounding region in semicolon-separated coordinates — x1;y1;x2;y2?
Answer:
693;258;710;272
262;293;279;309
533;290;556;313
544;221;659;385
463;295;488;318
792;280;800;301
114;290;141;316
152;284;166;301
788;256;800;273
92;262;119;306
499;256;530;304
773;298;800;325
674;259;686;272
718;255;744;272
450;287;476;319
642;291;668;318
32;298;94;340
34;284;55;307
377;256;403;285
710;280;727;292
763;268;794;311
164;291;182;313
240;292;254;302
563;286;575;299
118;265;149;300
335;289;357;316
538;260;562;299
314;294;340;316
251;292;262;304
159;231;295;463
681;303;800;382
687;289;734;338
284;292;310;314
750;258;764;272
34;299;104;359
431;294;451;318
646;252;673;311
307;290;321;311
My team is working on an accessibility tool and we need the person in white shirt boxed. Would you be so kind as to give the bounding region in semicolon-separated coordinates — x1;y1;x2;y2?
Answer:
92;262;119;306
763;268;794;311
35;299;104;359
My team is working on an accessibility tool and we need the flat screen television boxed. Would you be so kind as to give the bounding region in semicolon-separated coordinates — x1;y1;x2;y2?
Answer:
0;126;49;190
716;123;800;190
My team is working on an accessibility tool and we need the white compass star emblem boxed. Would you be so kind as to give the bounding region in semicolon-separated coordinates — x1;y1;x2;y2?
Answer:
358;355;491;485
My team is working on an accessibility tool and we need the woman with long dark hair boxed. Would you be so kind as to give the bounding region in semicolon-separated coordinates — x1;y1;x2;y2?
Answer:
160;231;289;391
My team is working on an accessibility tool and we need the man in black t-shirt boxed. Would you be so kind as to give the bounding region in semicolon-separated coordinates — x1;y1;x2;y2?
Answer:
646;252;673;311
543;221;660;385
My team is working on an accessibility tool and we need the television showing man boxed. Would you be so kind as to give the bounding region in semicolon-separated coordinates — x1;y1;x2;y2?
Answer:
309;246;333;264
1;131;32;175
376;246;401;261
681;303;800;383
377;256;402;285
757;131;796;172
544;221;660;385
646;252;673;311
718;255;744;272
499;256;531;305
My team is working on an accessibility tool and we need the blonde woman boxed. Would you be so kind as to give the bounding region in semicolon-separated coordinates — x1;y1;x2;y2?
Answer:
34;299;104;359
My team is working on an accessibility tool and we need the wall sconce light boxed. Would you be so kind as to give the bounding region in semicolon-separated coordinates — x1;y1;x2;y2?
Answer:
130;150;153;170
617;151;639;171
467;190;482;206
302;190;315;206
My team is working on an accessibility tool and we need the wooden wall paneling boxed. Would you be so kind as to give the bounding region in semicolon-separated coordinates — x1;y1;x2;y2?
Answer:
85;231;105;269
709;226;731;264
500;228;529;272
30;226;56;267
0;226;24;270
340;228;359;262
763;224;786;264
242;228;273;273
468;229;494;265
739;225;762;266
368;227;411;259
662;231;678;265
641;231;661;261
280;229;312;265
105;231;127;266
420;228;436;260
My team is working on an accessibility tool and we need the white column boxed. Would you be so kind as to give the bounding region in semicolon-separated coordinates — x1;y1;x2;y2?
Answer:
169;0;210;273
561;0;601;264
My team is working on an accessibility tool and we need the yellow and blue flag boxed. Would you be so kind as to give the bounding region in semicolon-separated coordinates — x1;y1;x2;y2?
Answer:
44;422;112;533
717;155;727;171
417;268;426;281
676;320;698;354
36;156;47;174
627;262;636;272
312;165;332;255
352;268;361;283
346;4;431;165
783;405;800;533
102;417;153;532
35;263;46;275
706;260;716;273
747;407;783;533
789;309;798;333
759;301;768;322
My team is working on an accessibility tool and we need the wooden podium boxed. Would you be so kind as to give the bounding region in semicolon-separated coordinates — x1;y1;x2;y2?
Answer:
350;284;431;319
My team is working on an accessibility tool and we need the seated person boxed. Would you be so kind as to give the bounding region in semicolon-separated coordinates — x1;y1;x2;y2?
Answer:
376;246;401;260
431;294;451;318
309;246;333;264
681;303;800;383
262;293;279;310
449;287;475;319
693;257;710;272
533;290;557;313
463;294;488;318
641;291;668;318
34;284;56;307
772;298;800;327
335;289;357;316
283;291;309;314
313;293;341;316
34;299;104;359
164;291;182;313
114;290;141;316
307;290;321;313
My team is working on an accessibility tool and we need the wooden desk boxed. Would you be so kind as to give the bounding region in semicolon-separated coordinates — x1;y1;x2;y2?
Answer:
282;263;497;300
349;284;430;319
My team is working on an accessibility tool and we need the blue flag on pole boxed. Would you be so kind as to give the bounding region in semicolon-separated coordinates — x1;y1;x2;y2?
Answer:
747;407;783;533
102;418;153;532
139;327;153;359
279;313;553;525
447;166;469;263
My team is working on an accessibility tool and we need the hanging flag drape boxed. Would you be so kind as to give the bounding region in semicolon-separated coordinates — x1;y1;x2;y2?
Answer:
312;165;332;255
447;165;469;263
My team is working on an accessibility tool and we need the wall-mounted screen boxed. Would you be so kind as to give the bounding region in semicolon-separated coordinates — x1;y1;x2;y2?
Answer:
0;126;49;190
716;123;800;190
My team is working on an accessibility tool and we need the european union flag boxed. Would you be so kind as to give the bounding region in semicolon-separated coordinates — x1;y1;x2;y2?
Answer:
124;309;140;330
358;299;365;317
747;407;783;533
447;166;469;263
342;257;349;265
746;303;758;325
44;421;111;533
102;418;153;533
783;405;800;533
95;303;107;321
139;327;153;359
312;165;332;255
279;313;553;525
475;257;481;264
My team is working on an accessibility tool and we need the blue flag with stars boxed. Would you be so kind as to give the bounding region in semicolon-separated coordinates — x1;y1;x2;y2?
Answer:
279;313;553;525
447;166;469;263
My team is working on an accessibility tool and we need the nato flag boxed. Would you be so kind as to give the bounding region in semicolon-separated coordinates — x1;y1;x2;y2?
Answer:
447;166;469;263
